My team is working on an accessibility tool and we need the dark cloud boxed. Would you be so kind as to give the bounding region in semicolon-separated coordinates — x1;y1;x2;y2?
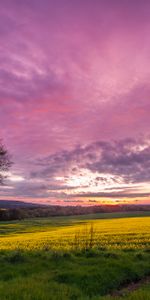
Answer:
32;137;150;184
1;137;150;202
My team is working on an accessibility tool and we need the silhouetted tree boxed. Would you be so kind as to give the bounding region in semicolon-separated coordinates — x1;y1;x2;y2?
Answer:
0;141;12;184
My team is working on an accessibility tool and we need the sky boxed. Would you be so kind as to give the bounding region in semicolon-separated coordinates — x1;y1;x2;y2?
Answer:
0;0;150;206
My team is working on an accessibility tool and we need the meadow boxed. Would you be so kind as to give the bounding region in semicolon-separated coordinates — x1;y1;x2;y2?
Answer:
0;211;150;300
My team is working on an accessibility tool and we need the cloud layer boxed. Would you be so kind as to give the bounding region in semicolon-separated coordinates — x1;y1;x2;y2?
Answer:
1;138;150;205
0;0;150;204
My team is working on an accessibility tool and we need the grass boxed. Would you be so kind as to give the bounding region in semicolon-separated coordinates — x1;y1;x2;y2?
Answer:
100;285;150;300
0;211;150;299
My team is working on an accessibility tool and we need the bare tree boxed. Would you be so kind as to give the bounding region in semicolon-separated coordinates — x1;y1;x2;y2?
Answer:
0;141;12;184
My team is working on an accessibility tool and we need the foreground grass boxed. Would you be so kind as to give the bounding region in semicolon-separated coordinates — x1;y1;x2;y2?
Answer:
101;285;150;300
0;212;150;299
0;248;150;300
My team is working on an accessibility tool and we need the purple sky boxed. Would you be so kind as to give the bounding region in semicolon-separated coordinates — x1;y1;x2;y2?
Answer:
0;0;150;205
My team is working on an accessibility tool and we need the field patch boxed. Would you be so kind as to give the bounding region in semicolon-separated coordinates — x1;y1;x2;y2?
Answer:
0;214;150;251
0;213;150;300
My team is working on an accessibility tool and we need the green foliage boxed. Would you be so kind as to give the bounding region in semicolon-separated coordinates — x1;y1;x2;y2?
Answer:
6;250;26;264
1;206;150;221
0;249;150;299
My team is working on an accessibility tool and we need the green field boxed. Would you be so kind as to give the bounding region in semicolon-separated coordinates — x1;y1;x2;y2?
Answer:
0;211;150;299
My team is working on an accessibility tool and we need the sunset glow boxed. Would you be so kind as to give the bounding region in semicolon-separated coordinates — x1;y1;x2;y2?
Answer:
0;0;150;205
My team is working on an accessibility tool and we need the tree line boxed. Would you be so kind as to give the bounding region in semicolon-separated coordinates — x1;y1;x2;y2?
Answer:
0;204;150;221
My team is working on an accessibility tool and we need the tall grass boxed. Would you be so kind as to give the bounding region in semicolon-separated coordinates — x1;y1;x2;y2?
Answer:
73;223;96;250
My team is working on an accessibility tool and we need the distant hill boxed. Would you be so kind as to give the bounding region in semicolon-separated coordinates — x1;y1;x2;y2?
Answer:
0;200;41;208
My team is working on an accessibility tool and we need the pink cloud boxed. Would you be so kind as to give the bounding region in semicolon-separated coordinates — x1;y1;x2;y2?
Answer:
0;0;150;204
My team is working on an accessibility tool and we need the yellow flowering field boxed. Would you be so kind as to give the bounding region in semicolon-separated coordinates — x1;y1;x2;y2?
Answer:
0;215;150;251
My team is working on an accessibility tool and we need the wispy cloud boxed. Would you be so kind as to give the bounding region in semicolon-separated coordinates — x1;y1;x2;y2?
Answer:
0;0;150;204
